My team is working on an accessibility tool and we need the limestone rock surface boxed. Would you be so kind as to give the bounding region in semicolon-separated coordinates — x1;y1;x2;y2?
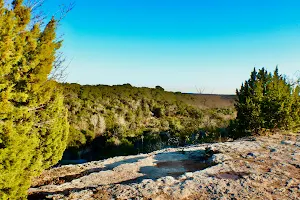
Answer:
29;134;300;200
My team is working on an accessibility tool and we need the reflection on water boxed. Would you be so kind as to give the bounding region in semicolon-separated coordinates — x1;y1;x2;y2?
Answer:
156;159;216;177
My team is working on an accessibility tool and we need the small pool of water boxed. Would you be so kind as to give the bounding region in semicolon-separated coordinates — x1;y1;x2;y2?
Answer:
156;159;216;177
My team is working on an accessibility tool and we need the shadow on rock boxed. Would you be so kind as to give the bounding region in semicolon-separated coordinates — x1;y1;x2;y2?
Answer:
28;186;99;200
104;156;147;170
32;155;147;188
118;150;217;185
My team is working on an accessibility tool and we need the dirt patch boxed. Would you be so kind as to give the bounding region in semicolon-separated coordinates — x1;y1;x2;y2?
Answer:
210;171;250;180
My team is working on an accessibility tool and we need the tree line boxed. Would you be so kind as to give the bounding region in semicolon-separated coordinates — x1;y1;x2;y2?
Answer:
62;83;234;161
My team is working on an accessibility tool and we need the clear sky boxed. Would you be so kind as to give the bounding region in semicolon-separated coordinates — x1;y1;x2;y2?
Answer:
43;0;300;94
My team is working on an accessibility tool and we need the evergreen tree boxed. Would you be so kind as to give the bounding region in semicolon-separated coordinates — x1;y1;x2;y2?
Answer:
0;1;69;199
233;67;300;137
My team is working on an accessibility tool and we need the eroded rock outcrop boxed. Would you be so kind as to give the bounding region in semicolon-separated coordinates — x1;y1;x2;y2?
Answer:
29;134;300;200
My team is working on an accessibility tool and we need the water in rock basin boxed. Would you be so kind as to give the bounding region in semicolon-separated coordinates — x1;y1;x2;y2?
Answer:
119;150;217;184
156;159;216;177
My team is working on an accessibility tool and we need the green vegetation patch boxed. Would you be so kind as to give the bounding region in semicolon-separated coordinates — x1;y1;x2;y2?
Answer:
62;83;235;160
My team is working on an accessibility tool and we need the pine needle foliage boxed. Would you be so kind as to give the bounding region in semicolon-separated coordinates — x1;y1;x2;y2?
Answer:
0;1;69;199
232;67;300;137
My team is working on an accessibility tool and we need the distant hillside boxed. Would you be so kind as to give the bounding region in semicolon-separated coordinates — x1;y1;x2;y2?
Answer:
61;83;235;161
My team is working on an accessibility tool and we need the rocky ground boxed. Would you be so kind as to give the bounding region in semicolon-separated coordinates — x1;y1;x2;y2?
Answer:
29;133;300;200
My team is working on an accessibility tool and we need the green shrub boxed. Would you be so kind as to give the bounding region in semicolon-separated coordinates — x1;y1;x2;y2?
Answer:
233;67;300;137
82;129;95;143
0;1;69;199
105;137;135;157
68;127;87;148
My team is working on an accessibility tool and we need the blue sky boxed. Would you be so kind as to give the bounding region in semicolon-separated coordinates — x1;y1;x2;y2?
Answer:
44;0;300;94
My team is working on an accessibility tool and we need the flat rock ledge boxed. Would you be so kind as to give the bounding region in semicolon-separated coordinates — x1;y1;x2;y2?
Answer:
29;133;300;200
